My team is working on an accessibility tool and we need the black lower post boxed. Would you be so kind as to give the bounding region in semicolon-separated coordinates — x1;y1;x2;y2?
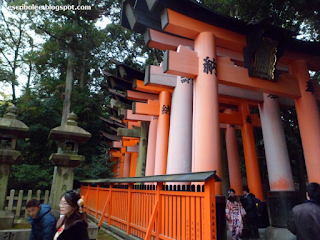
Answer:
267;191;300;228
216;195;226;240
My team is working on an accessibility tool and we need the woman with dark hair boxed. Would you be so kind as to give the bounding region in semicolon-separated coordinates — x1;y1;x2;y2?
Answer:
53;190;89;240
226;189;246;240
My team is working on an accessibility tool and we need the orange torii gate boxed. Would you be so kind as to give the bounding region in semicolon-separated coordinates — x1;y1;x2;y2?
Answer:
121;0;320;236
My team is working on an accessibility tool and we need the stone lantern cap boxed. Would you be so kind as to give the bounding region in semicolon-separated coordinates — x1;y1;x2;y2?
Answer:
0;105;29;138
49;112;91;143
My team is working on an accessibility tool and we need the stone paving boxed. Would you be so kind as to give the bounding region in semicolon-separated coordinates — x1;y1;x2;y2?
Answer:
226;228;266;240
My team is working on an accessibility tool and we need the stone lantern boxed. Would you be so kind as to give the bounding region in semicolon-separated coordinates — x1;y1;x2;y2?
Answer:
48;112;91;209
0;105;28;229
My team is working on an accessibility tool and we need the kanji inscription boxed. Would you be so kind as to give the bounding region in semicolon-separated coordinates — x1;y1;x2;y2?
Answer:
203;56;217;76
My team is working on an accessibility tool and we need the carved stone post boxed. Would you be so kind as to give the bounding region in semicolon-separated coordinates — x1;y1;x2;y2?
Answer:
48;112;91;209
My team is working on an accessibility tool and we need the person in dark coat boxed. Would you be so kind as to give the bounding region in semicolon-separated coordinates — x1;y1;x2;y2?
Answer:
54;190;89;240
287;182;320;240
242;186;260;240
26;199;57;240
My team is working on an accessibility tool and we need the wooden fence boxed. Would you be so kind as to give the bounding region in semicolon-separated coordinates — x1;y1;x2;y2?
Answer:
80;171;221;240
4;189;50;218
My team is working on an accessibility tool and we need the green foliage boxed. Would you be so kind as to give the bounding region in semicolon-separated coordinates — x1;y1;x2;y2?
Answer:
199;0;320;40
8;164;53;192
75;149;116;182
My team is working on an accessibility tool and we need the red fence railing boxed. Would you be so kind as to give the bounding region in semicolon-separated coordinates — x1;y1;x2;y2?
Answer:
80;171;221;240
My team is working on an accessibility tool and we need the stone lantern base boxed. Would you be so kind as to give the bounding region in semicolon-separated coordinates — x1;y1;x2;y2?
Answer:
0;210;14;230
49;153;85;209
0;150;22;211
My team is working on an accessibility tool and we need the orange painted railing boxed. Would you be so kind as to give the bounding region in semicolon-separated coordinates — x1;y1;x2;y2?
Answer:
80;171;221;240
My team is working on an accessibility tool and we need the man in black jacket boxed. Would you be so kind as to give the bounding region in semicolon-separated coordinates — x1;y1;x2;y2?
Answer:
243;186;260;240
287;182;320;240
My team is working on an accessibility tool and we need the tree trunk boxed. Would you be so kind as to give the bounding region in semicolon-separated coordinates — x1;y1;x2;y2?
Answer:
80;52;86;89
61;48;75;125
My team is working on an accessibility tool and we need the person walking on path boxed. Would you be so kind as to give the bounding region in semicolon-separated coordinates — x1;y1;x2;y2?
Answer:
226;189;246;240
242;186;260;240
287;182;320;240
54;190;89;240
26;199;57;240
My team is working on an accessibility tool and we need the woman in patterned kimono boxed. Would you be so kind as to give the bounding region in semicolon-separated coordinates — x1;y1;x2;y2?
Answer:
226;189;246;240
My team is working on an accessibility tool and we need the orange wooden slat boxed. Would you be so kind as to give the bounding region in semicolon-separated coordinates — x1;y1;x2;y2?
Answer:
165;195;169;237
161;195;165;236
190;197;196;240
168;195;173;238
196;197;201;240
182;196;186;240
186;196;190;240
177;196;181;240
172;195;177;239
142;192;146;229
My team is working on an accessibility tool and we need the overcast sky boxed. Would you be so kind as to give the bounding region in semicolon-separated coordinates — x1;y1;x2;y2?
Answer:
0;6;111;101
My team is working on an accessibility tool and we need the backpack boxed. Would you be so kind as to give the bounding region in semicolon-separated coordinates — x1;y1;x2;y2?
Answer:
254;197;263;216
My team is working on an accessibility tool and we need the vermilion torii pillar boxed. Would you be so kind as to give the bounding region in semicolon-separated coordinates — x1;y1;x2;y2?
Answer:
224;109;243;195
240;103;264;200
290;59;320;184
132;80;173;175
123;153;131;177
193;32;222;194
258;93;294;191
125;109;158;177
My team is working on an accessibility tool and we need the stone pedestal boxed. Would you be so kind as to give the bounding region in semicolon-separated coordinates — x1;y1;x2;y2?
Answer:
49;154;84;209
268;191;300;228
0;150;22;211
264;226;297;240
0;210;14;230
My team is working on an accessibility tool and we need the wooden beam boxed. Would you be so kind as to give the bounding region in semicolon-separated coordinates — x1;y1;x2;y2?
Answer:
122;138;139;147
145;29;289;71
126;144;139;152
100;116;114;125
100;131;121;141
112;141;123;148
163;50;301;99
108;75;133;91
217;58;301;99
108;88;126;98
125;110;152;121
219;112;243;125
110;126;118;132
117;127;141;138
163;49;198;78
132;101;160;116
127;121;141;129
125;90;159;101
144;65;177;87
133;79;173;94
162;8;246;52
144;28;193;51
110;151;122;158
110;98;131;110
